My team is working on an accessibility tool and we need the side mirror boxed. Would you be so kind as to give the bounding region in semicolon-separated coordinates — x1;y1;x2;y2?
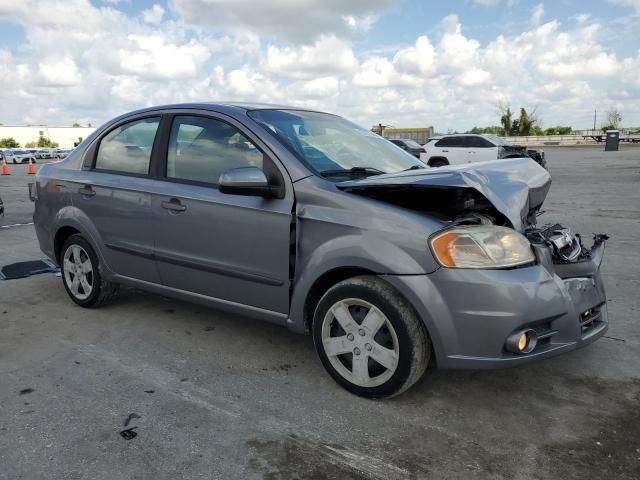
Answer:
218;167;280;198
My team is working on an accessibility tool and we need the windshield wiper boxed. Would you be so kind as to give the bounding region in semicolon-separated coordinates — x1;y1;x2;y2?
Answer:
402;164;426;171
320;166;387;178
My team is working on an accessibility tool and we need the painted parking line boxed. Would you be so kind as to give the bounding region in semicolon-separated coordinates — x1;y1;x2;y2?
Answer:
0;222;34;229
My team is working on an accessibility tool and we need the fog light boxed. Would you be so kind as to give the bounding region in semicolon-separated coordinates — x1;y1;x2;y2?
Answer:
506;329;538;354
518;333;528;351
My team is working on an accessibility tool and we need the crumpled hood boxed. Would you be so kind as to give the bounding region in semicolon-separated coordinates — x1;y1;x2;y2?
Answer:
337;157;551;231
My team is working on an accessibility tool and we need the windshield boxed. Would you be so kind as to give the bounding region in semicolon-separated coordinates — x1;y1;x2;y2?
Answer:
13;150;27;154
486;134;512;146
248;109;425;178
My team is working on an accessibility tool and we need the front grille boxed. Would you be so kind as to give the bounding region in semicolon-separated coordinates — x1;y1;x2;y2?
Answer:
580;304;605;337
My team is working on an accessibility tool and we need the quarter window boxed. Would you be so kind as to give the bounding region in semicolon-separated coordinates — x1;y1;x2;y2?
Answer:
167;116;263;184
95;118;160;175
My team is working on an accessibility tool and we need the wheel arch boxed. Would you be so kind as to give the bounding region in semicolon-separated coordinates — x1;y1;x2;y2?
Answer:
54;226;81;262
300;266;377;333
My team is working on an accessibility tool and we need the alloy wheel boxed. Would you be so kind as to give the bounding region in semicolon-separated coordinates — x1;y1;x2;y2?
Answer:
321;298;400;388
63;244;94;300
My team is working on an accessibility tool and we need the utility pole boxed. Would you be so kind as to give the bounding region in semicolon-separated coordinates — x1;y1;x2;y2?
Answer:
593;110;597;131
378;123;384;137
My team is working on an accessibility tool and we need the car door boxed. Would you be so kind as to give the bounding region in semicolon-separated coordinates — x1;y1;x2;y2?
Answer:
150;113;294;315
466;136;498;163
70;116;162;283
434;136;466;164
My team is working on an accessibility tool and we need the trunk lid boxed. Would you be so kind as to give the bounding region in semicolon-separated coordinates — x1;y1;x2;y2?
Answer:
336;157;551;231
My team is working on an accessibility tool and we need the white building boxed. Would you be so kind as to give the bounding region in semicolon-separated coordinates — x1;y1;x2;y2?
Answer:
0;125;97;148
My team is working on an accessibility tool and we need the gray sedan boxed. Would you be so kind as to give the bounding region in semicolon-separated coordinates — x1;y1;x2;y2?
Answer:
31;103;608;398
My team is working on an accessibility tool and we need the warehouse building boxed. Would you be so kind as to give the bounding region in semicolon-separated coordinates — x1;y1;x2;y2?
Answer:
0;125;96;148
371;125;435;144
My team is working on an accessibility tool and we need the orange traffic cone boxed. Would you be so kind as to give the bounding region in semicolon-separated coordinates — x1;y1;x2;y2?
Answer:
27;158;36;175
1;158;9;176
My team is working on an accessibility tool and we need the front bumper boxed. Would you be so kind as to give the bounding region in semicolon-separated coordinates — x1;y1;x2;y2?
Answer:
384;242;607;370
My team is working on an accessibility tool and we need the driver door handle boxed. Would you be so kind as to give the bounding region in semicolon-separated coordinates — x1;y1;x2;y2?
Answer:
161;198;187;212
78;185;96;197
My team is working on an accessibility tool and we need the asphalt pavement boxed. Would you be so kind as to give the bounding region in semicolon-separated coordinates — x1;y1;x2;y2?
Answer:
1;147;639;479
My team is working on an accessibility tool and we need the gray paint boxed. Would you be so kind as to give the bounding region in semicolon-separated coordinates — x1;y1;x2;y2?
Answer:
33;102;607;369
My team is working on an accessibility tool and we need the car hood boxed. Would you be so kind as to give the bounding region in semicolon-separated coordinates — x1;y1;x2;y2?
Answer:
336;157;551;231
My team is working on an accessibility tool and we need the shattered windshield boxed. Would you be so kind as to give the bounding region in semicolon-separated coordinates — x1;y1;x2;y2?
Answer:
248;109;425;179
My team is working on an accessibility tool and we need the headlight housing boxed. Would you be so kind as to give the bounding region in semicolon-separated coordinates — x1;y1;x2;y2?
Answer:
430;226;535;269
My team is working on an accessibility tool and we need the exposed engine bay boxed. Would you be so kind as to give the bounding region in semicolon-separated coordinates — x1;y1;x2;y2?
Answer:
337;157;608;275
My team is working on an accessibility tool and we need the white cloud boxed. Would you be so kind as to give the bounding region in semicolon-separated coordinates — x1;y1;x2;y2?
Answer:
37;57;81;86
169;0;397;41
572;13;592;23
263;36;357;79
0;0;638;132
116;35;210;80
473;0;500;6
393;36;435;76
142;4;164;24
530;3;545;26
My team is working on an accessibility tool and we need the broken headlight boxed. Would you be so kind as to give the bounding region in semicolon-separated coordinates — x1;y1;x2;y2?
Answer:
430;226;535;269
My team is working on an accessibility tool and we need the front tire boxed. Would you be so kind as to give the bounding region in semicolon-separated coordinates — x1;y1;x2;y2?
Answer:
61;234;118;308
312;276;430;398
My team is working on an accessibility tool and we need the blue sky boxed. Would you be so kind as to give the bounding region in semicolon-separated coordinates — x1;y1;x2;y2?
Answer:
0;0;638;131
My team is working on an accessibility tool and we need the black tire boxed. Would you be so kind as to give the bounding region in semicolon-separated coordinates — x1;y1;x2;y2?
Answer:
60;234;119;308
312;275;430;398
429;158;448;168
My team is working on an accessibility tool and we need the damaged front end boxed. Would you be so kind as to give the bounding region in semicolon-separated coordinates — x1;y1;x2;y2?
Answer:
526;224;609;279
337;157;609;364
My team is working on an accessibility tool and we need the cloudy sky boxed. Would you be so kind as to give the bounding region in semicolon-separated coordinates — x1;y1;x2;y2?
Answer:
0;0;639;132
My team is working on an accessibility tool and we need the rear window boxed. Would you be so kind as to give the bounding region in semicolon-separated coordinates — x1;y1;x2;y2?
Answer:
95;118;160;175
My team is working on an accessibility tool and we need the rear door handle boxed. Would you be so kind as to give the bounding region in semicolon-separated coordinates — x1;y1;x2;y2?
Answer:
161;198;187;212
78;185;96;197
441;150;449;152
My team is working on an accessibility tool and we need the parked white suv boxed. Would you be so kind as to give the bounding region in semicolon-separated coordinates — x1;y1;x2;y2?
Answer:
422;134;546;169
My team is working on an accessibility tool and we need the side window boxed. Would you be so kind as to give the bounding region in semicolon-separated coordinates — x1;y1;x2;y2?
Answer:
95;118;160;175
436;136;462;147
467;136;492;148
167;115;263;185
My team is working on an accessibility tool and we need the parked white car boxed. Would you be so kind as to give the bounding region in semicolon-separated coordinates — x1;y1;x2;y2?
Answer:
421;134;546;169
8;149;37;164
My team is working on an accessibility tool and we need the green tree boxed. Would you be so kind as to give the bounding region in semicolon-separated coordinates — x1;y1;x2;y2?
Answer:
35;135;59;148
606;107;622;129
499;106;513;136
517;108;536;136
25;141;37;148
0;137;20;148
72;122;81;127
468;126;503;135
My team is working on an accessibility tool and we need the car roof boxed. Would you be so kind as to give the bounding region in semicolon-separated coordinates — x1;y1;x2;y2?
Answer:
438;133;490;137
121;102;326;118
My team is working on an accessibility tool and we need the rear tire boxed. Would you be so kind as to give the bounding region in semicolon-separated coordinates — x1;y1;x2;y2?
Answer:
312;276;430;398
429;158;448;168
61;234;119;308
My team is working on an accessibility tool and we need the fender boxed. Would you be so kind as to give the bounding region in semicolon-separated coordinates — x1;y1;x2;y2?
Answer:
287;225;439;333
52;206;116;279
